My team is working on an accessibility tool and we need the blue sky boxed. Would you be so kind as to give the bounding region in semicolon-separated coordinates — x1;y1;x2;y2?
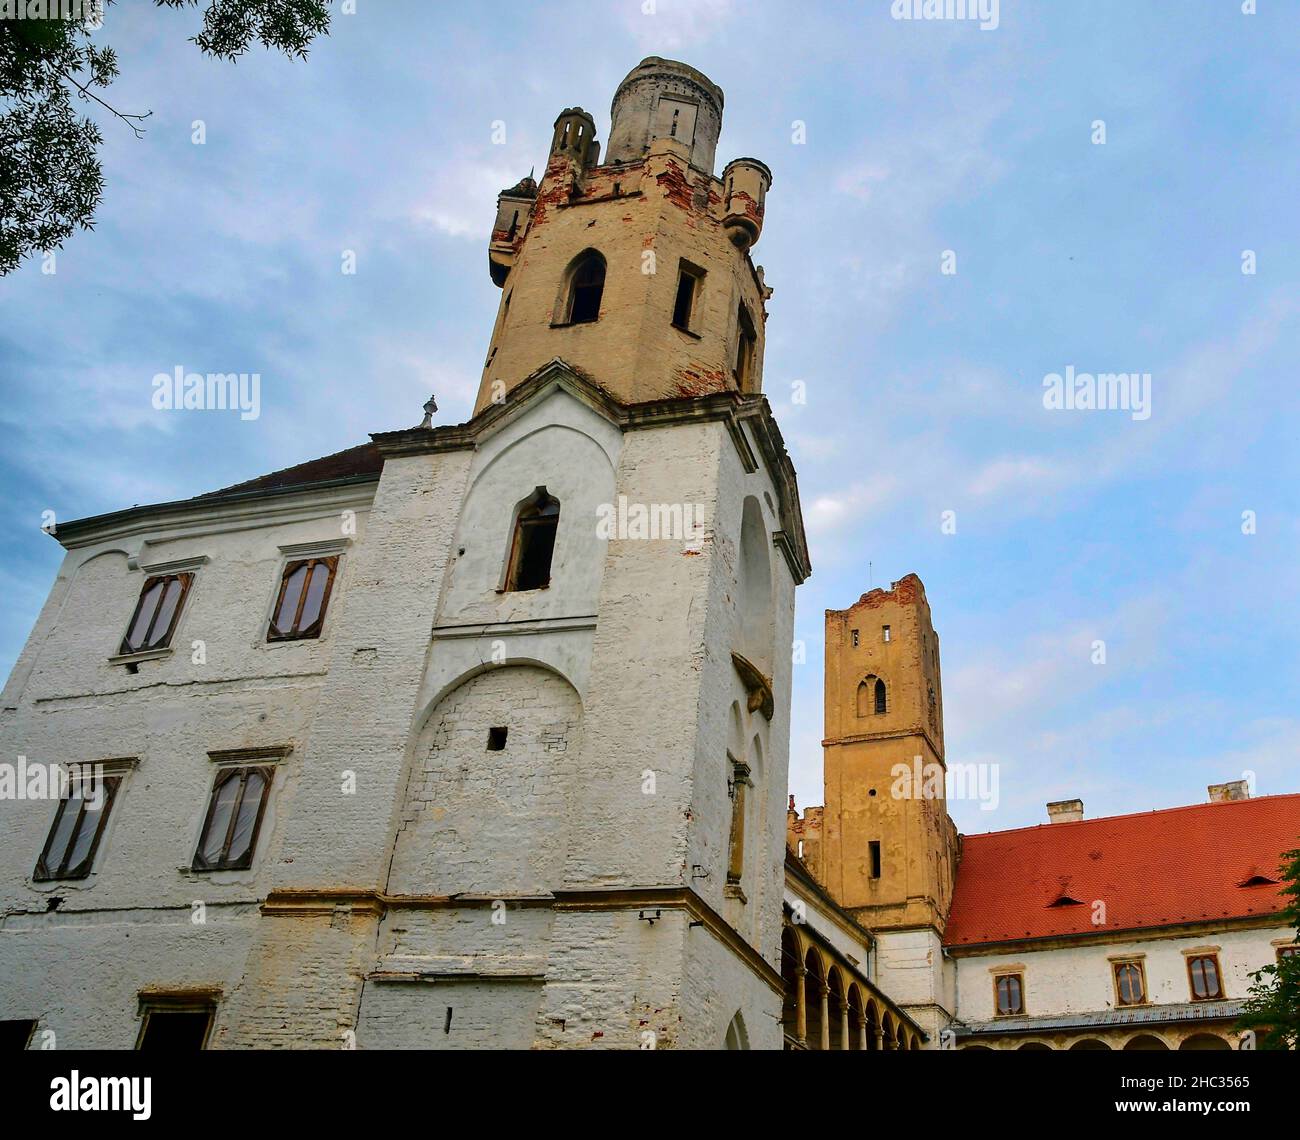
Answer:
2;0;1297;833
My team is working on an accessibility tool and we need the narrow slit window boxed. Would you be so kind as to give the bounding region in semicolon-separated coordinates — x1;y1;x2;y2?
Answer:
267;556;338;641
192;766;273;872
34;772;122;882
869;840;882;879
505;487;560;592
850;629;859;648
566;251;605;324
734;303;757;390
874;678;887;715
120;572;193;654
882;625;891;642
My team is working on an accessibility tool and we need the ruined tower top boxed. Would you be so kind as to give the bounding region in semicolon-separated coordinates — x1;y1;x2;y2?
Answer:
606;56;725;174
477;58;775;414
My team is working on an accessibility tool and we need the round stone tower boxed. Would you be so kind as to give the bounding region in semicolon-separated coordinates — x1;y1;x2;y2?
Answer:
604;56;725;174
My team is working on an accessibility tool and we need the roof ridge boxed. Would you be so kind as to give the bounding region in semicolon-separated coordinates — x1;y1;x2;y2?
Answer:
961;791;1300;841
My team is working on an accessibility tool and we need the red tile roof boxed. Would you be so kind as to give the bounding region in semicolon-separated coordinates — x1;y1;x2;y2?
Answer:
944;794;1300;947
196;443;382;499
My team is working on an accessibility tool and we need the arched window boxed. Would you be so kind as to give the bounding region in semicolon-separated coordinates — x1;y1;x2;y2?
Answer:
856;676;888;717
504;487;560;592
564;250;605;324
724;1011;750;1050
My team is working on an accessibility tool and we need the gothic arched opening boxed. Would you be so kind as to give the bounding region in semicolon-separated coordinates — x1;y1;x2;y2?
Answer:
562;249;606;324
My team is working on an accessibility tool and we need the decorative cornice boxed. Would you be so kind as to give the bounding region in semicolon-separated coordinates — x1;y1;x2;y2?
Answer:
944;913;1291;957
53;479;376;552
208;744;293;765
259;884;782;994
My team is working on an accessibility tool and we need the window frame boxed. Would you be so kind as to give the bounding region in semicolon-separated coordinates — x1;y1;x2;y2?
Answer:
135;992;219;1051
1112;959;1147;1006
1187;953;1224;1001
993;972;1025;1017
266;555;339;642
503;487;560;593
562;250;606;326
33;769;123;882
118;571;194;655
191;764;276;873
671;260;706;333
1278;945;1299;962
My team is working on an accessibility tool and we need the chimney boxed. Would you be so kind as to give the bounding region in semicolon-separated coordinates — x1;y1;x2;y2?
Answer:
1208;780;1251;803
1047;799;1084;824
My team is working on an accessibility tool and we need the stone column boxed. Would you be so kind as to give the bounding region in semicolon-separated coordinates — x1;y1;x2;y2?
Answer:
794;967;807;1047
839;1003;851;1050
819;984;831;1051
859;1020;869;1051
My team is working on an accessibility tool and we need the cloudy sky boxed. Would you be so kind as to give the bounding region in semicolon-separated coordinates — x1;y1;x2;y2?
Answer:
2;0;1296;833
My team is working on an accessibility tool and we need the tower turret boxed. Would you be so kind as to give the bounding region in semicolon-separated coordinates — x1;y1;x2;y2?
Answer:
721;158;772;250
605;56;724;173
550;106;600;171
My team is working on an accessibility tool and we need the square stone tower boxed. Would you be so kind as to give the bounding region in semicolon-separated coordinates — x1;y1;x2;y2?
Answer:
802;574;960;1040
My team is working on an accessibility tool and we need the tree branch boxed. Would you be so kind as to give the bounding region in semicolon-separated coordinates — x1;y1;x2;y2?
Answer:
56;66;152;139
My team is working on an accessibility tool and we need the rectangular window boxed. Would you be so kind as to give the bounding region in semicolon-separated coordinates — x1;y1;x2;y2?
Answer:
137;995;217;1051
869;840;882;880
850;629;859;647
267;556;338;641
1113;961;1146;1006
1;1020;37;1049
882;625;891;642
34;772;122;881
994;974;1024;1016
192;766;274;872
1188;954;1223;1000
672;263;704;331
120;572;193;654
